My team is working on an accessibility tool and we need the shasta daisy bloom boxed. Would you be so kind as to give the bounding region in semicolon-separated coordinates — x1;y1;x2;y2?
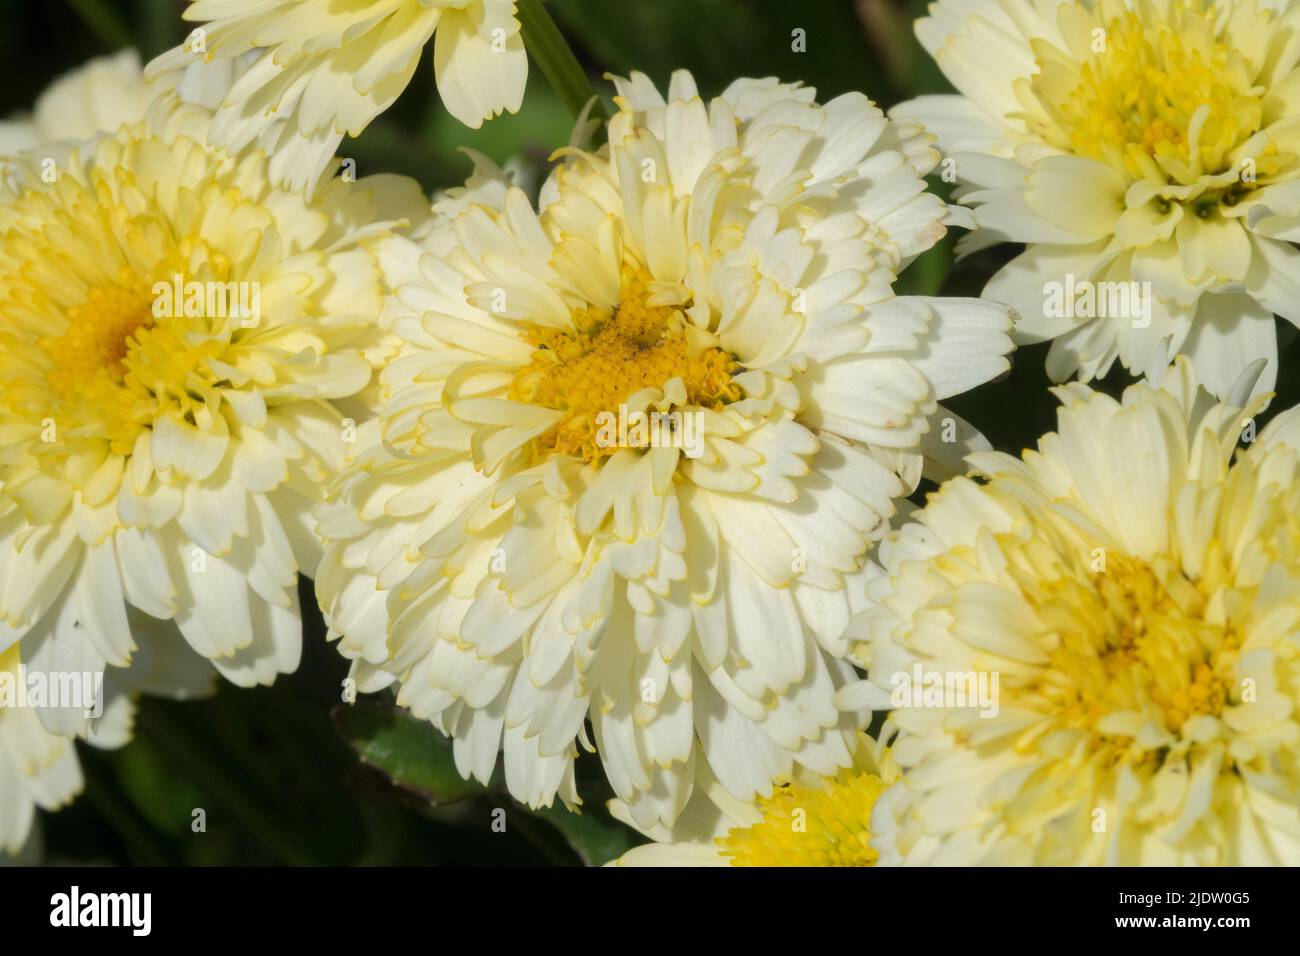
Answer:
894;0;1300;398
0;53;215;856
613;736;893;866
0;87;422;740
842;357;1300;865
316;71;1015;830
146;0;528;193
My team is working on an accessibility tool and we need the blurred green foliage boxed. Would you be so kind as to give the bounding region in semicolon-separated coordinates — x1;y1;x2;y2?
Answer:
11;0;1299;866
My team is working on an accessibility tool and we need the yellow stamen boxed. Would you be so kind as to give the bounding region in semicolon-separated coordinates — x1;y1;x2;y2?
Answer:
1013;545;1238;738
717;770;887;867
509;264;741;461
40;271;154;397
1030;0;1284;184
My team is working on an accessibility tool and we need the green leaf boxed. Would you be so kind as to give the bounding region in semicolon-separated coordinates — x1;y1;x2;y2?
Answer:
334;699;498;805
336;700;647;865
518;0;608;123
133;0;184;58
528;802;645;867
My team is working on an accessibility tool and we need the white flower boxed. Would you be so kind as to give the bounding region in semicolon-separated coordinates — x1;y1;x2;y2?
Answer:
895;0;1300;398
842;357;1300;864
0;79;422;746
0;647;80;854
0;52;208;856
146;0;528;193
316;71;1015;832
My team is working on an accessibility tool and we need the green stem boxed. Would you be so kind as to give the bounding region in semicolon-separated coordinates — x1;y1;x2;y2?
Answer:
136;0;183;58
139;711;321;866
516;0;607;124
82;753;176;866
67;0;133;50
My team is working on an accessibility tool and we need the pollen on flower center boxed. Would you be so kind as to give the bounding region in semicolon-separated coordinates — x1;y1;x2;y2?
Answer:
717;770;887;867
1032;1;1277;184
7;252;232;461
508;265;742;461
40;271;154;397
1023;545;1238;738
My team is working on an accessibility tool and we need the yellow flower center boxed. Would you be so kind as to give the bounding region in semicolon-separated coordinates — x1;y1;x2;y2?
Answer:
0;148;251;482
717;770;886;867
1014;543;1239;739
1030;0;1281;184
40;274;155;396
5;264;230;461
26;271;155;450
508;265;741;461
